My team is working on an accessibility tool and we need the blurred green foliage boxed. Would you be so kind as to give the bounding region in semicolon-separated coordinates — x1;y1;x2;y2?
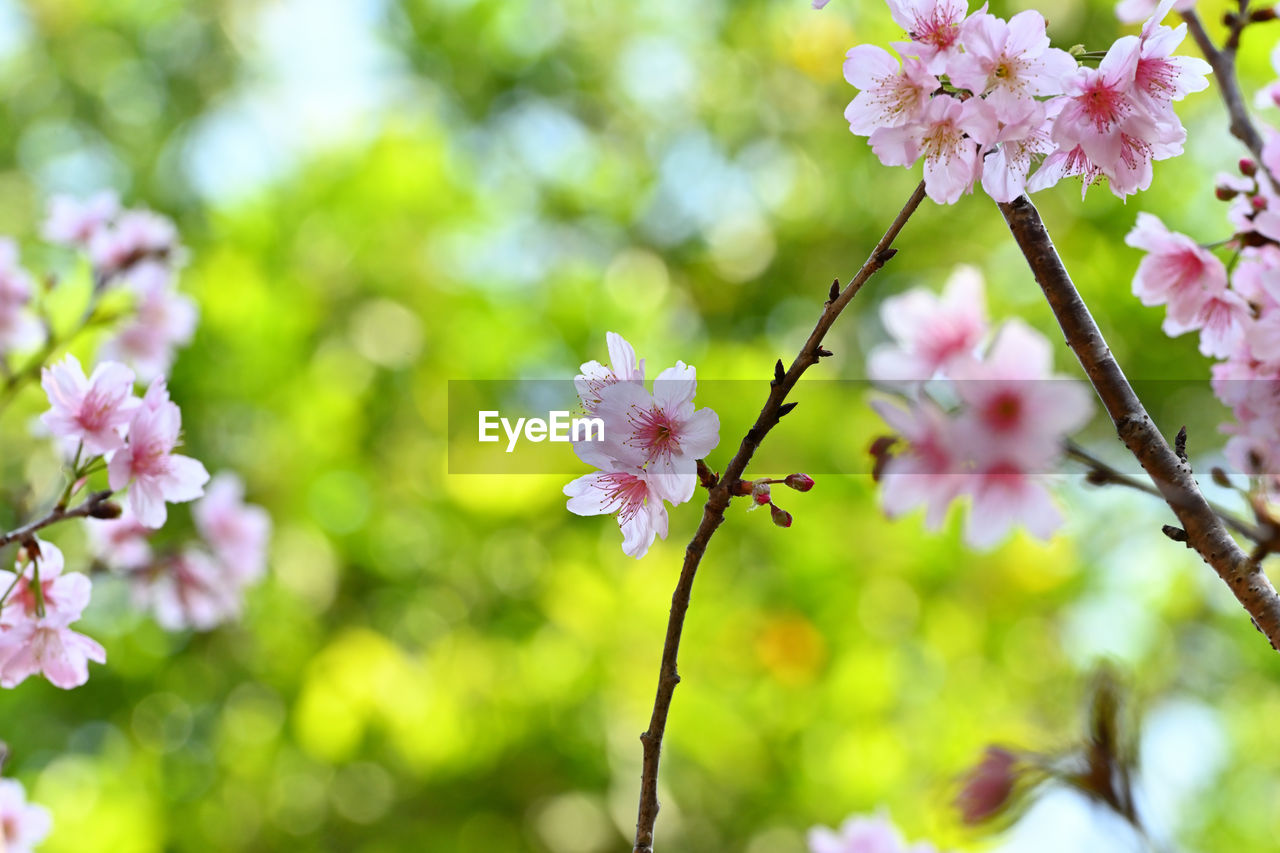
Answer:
0;0;1275;851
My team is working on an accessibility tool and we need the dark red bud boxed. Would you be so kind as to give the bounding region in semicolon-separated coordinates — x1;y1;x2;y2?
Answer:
770;503;792;528
1241;157;1258;177
1217;186;1238;201
956;747;1020;825
784;473;815;492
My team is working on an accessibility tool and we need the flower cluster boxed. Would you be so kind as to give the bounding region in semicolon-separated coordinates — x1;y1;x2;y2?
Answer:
88;473;271;631
868;266;1094;549
843;0;1209;203
44;192;195;381
564;332;720;558
808;812;944;853
1127;146;1280;493
0;193;273;701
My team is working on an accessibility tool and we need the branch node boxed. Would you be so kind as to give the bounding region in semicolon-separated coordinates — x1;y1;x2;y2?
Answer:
1175;426;1188;463
778;401;798;418
827;279;840;303
1162;525;1189;543
772;359;785;386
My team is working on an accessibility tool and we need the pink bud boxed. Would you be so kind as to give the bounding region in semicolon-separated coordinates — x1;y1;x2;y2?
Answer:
1240;157;1258;177
784;473;815;492
1216;185;1238;201
1252;195;1268;212
752;482;771;505
770;503;792;528
955;746;1020;825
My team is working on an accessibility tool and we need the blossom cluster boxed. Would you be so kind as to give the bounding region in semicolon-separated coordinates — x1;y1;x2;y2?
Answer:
564;333;720;558
0;194;272;702
868;266;1094;549
44;191;195;381
1126;144;1280;494
842;0;1209;203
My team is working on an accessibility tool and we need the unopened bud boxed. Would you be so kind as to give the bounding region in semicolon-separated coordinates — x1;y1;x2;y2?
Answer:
1251;7;1277;23
1252;194;1269;212
784;473;815;492
1241;157;1258;177
1211;467;1233;488
956;747;1021;825
770;503;792;528
1217;185;1239;201
752;482;772;505
89;500;123;520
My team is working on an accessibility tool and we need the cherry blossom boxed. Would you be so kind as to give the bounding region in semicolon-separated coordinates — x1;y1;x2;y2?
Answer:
0;540;106;690
85;507;154;571
591;363;720;503
1131;1;1211;115
871;396;970;530
89;209;178;278
948;10;1076;112
39;355;140;455
973;99;1061;203
0;778;52;853
142;548;243;632
564;464;670;559
886;0;969;75
1115;0;1194;25
575;331;645;414
107;397;210;528
868;264;987;381
870;94;994;204
842;46;937;135
42;191;119;248
99;284;198;382
0;240;41;354
194;473;271;582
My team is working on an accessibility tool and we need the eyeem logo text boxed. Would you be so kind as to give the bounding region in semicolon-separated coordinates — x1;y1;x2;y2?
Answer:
478;411;605;453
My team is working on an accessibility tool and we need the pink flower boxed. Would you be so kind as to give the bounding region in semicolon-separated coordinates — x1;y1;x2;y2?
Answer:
813;0;832;7
88;209;178;278
843;45;938;136
1164;289;1251;358
952;319;1094;459
42;191;119;247
99;285;197;382
1028;144;1105;198
948;11;1076;111
1115;0;1194;25
964;460;1065;548
564;464;670;558
0;778;52;853
808;812;940;853
39;355;140;455
194;473;271;583
1051;39;1185;198
143;549;243;631
868;264;987;381
592;363;721;503
0;240;41;353
575;331;645;414
0;540;106;690
1132;2;1211;114
871;397;969;530
870;95;994;204
973;99;1062;203
85;507;153;571
107;398;210;528
886;0;969;75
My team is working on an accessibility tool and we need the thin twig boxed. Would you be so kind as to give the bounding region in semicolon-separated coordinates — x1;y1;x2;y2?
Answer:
631;181;927;853
1065;440;1265;541
997;194;1280;650
0;490;115;549
1182;8;1279;190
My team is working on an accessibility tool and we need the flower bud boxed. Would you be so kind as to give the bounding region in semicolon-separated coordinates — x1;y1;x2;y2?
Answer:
784;473;815;492
770;503;792;528
89;500;123;520
752;482;772;505
1252;194;1269;212
1251;7;1277;23
1240;157;1258;177
1211;466;1233;488
955;746;1020;825
1216;185;1238;201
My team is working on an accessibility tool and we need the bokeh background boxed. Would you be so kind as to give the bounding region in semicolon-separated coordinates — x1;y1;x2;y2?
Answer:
0;0;1275;850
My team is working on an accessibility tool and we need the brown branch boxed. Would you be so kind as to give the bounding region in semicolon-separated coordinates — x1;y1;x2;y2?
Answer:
1182;8;1279;189
631;180;927;853
0;490;116;549
997;194;1280;650
1064;440;1266;541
